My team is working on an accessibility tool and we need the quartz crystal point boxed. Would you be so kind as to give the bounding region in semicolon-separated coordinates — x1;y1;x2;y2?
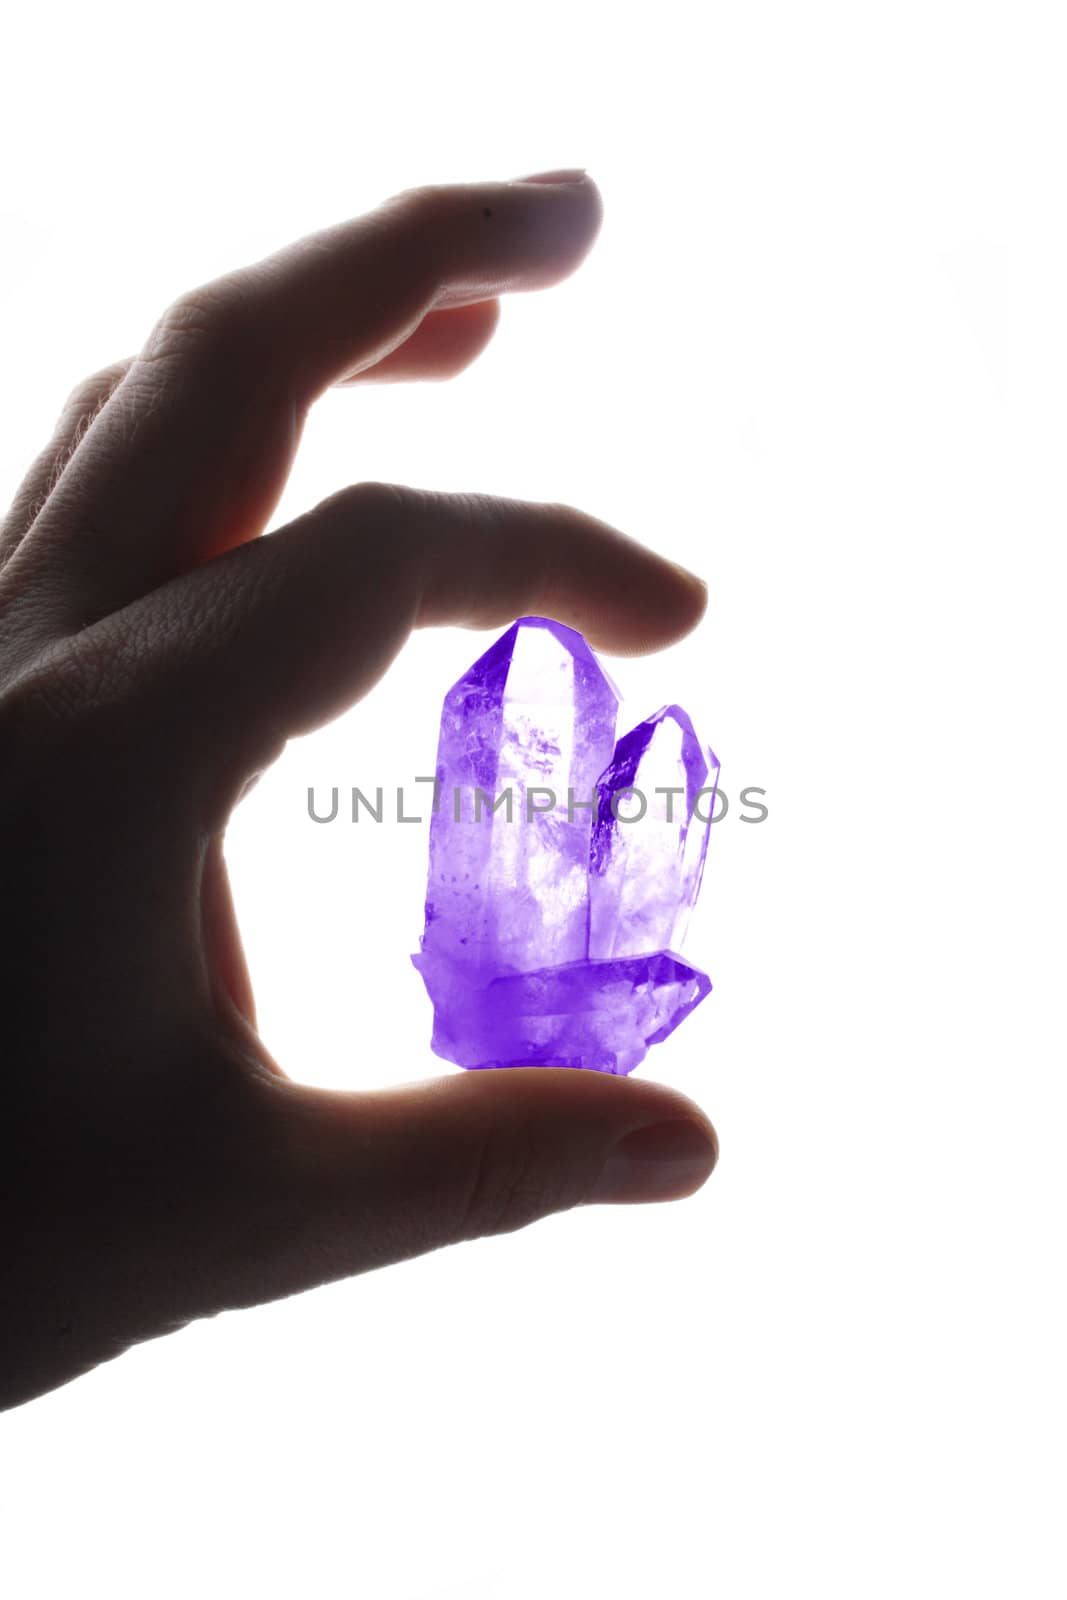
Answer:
589;705;719;960
412;617;714;1075
416;616;620;978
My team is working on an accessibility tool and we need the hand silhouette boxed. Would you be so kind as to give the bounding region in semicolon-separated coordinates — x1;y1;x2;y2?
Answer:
0;168;717;1411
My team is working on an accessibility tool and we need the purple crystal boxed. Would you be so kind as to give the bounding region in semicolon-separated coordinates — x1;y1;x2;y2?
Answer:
589;705;719;960
417;616;619;978
422;951;711;1076
412;618;715;1075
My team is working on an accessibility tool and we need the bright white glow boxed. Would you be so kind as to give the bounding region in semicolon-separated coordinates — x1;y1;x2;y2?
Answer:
2;3;1065;1596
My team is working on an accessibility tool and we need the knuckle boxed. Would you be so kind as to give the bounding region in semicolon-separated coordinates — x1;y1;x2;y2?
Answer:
459;1119;573;1241
63;359;130;418
143;281;259;374
541;498;583;527
319;478;422;525
391;181;447;223
381;184;450;282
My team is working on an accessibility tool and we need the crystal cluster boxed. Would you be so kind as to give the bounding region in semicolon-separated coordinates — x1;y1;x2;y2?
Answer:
412;617;717;1074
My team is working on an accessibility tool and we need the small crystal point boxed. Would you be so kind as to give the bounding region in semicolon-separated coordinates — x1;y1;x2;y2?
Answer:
589;705;719;959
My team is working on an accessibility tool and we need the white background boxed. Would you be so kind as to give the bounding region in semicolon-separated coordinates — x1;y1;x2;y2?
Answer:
2;2;1065;1595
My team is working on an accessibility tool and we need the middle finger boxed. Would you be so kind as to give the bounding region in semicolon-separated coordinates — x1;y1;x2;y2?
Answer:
5;172;601;646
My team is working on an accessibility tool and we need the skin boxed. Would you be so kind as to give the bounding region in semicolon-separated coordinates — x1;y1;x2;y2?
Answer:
0;168;718;1413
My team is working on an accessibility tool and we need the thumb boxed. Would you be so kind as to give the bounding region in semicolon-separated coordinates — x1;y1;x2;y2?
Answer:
223;1069;718;1312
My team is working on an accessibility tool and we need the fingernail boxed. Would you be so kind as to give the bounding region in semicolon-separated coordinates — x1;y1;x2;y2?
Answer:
586;1118;718;1206
512;167;589;186
668;557;708;594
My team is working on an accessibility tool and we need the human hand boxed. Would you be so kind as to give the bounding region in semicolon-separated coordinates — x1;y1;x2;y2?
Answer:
0;168;717;1412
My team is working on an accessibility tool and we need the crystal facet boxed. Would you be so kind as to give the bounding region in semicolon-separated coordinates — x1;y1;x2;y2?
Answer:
589;705;718;960
422;951;711;1076
418;616;619;979
412;617;716;1074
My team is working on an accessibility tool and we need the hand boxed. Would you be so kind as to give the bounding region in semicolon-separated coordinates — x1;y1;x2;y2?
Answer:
0;169;717;1412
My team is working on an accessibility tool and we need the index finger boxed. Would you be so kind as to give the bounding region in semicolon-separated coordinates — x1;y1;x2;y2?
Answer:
66;481;709;826
5;172;603;646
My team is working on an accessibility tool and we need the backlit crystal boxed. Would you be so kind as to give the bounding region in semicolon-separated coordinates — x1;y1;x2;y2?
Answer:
412;618;715;1074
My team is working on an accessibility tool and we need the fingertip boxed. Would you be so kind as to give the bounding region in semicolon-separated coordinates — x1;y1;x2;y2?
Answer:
648;558;709;648
584;1112;719;1206
503;169;604;281
454;1067;719;1209
510;168;590;185
572;554;709;658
